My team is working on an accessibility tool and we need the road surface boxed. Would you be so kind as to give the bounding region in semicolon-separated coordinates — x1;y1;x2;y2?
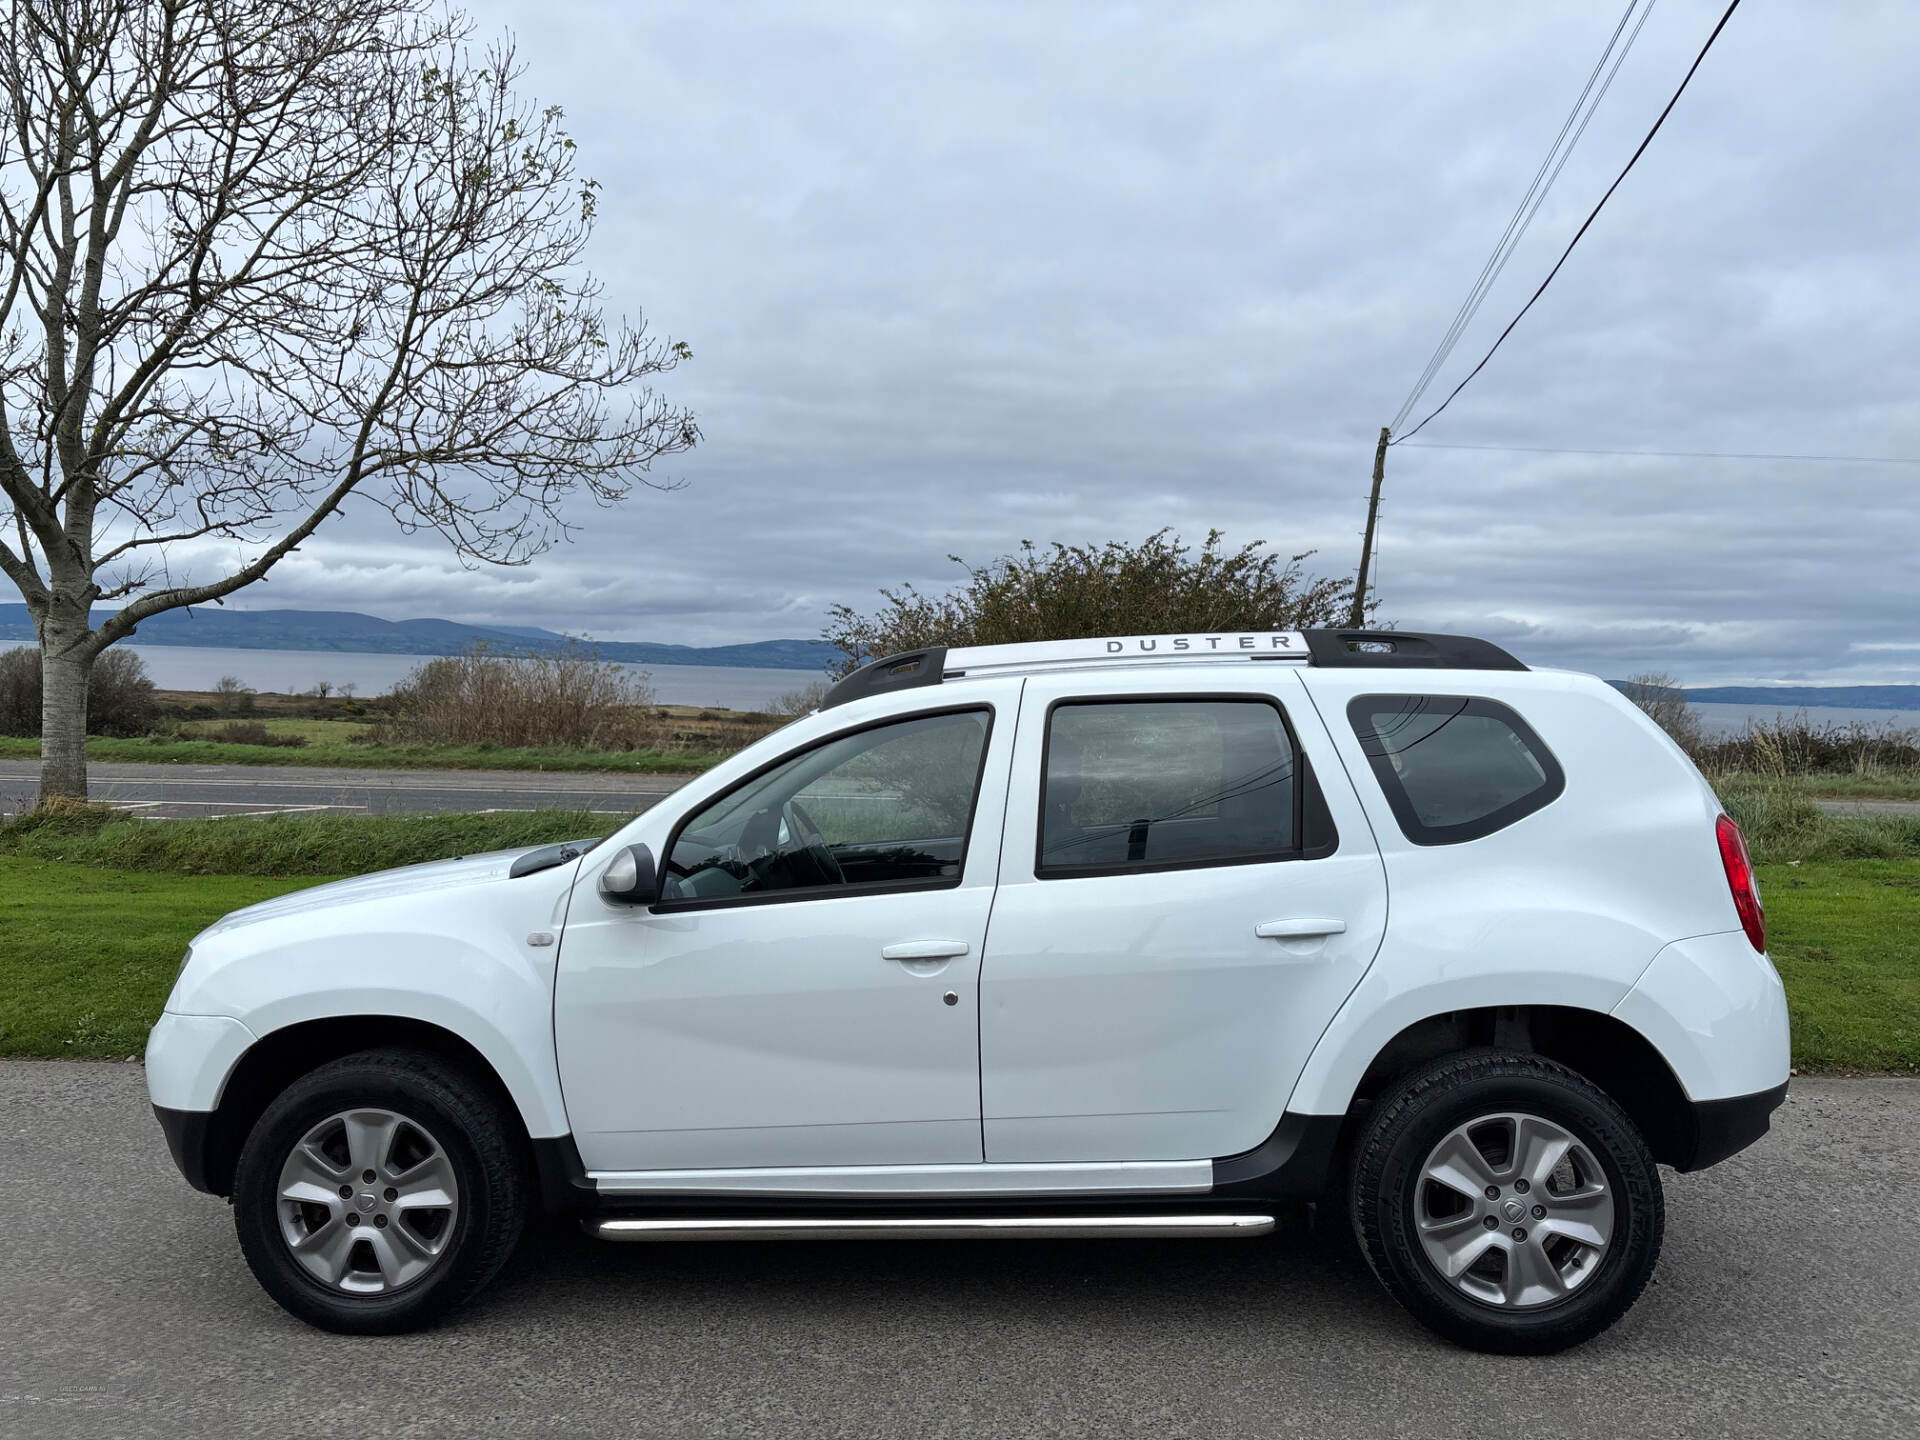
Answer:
3;758;1915;824
0;759;690;819
1;1064;1915;1439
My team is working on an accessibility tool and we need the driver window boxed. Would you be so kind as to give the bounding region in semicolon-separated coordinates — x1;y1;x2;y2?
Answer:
661;709;992;904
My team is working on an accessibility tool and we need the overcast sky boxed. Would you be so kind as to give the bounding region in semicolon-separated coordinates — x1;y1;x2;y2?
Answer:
227;0;1919;684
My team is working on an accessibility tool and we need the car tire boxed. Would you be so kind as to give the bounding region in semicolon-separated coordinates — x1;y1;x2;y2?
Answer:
1349;1049;1663;1355
232;1048;530;1334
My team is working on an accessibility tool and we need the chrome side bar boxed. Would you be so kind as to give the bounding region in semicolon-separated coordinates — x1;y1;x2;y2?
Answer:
586;1213;1276;1243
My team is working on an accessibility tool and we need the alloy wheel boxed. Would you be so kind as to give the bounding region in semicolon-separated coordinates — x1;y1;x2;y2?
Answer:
1413;1111;1615;1309
275;1108;461;1295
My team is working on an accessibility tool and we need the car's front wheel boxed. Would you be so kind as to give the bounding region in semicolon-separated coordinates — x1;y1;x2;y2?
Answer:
1349;1050;1664;1354
232;1048;529;1333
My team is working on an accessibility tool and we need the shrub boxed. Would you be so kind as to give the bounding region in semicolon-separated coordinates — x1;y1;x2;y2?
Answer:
382;645;660;750
766;679;831;717
824;530;1361;676
0;647;35;736
1697;715;1920;776
0;644;156;737
201;722;308;748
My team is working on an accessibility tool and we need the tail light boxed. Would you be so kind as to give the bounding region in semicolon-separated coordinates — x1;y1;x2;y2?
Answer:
1715;815;1765;952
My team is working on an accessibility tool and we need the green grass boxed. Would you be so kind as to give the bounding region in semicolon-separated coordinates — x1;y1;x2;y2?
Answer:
0;860;331;1057
1762;860;1920;1073
0;733;724;774
1;816;1912;1071
0;807;614;876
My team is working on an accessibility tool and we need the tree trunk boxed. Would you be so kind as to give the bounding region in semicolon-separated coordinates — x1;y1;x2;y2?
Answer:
38;629;95;804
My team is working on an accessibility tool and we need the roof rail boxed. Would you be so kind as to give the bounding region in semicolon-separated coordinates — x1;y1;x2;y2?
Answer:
818;647;947;710
1301;629;1527;671
817;628;1526;710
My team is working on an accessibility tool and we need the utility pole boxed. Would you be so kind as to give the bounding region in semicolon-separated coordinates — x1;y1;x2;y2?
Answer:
1348;426;1389;629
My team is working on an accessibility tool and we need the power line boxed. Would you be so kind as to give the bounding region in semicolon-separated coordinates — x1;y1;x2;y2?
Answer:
1390;0;1653;434
1392;0;1746;445
1397;440;1920;465
1452;0;1659;389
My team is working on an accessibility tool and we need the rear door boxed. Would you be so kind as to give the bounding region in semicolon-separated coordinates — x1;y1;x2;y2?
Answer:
979;669;1387;1162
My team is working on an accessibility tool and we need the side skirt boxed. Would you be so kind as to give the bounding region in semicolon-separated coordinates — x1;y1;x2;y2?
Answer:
533;1110;1347;1219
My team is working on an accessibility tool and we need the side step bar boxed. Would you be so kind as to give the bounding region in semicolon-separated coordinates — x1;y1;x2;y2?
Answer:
586;1213;1276;1243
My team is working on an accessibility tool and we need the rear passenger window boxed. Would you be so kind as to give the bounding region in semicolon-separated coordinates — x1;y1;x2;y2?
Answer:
1348;695;1564;845
1038;698;1327;877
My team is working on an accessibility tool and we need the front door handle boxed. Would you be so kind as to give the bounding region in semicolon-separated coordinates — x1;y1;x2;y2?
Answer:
1255;918;1347;940
882;940;971;962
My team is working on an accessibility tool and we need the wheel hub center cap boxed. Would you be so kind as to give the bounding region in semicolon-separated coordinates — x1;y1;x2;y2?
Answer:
1501;1198;1526;1224
354;1191;378;1213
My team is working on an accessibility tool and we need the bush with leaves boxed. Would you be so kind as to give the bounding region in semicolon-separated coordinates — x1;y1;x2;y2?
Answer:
823;530;1362;676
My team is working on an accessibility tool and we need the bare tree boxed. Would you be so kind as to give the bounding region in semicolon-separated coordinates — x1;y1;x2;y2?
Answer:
0;1;698;797
1620;672;1704;754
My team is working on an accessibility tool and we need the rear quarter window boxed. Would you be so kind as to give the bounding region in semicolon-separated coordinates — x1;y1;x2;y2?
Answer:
1348;694;1564;845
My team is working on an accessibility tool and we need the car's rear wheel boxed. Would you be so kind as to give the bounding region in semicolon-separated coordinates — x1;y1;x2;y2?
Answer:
232;1048;529;1334
1349;1050;1663;1354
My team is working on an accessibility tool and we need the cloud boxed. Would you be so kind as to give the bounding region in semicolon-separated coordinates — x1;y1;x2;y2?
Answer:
189;1;1920;683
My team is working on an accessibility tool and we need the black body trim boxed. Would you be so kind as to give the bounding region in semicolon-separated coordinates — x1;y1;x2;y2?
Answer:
1674;1080;1788;1172
820;648;948;710
532;1135;599;1213
154;1105;221;1195
1303;629;1527;671
508;838;601;878
1209;1112;1347;1198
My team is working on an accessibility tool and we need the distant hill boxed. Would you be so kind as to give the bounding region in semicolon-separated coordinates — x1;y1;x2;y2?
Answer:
1680;684;1920;712
0;605;837;672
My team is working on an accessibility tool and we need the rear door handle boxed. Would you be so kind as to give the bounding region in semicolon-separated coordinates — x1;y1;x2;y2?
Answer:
882;940;971;962
1255;918;1347;940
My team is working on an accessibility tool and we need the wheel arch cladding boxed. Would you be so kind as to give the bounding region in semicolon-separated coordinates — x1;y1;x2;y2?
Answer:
195;1016;534;1199
1341;1006;1696;1169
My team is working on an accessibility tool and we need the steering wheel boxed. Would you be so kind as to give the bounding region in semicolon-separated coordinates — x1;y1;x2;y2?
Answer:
783;799;845;886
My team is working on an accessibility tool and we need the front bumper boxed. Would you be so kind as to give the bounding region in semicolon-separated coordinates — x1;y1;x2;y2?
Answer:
1673;1080;1789;1172
153;1105;223;1194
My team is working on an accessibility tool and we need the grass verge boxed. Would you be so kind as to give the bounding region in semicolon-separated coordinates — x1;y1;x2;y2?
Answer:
1;837;1912;1069
1761;860;1920;1073
0;807;614;876
1715;774;1920;864
0;861;330;1057
0;733;725;774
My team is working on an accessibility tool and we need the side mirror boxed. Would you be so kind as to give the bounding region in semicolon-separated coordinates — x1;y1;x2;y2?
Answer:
598;843;659;906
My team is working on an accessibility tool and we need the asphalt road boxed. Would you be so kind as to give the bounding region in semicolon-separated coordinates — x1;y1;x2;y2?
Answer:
0;760;689;820
1;1064;1915;1439
2;758;1915;825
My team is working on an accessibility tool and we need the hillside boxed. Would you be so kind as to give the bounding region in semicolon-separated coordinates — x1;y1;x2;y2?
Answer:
0;605;836;672
1682;684;1920;712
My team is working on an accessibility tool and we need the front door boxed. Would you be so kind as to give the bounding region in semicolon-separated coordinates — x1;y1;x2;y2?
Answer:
980;671;1388;1162
555;692;1019;1173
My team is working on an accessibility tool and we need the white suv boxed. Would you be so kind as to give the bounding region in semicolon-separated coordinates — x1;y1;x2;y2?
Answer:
146;629;1788;1353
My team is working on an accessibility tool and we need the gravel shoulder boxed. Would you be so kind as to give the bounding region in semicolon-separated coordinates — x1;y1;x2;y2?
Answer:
2;1063;1916;1439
